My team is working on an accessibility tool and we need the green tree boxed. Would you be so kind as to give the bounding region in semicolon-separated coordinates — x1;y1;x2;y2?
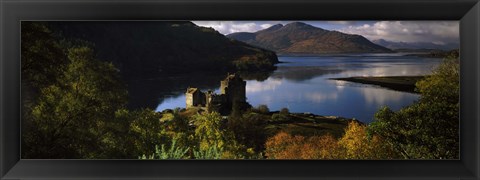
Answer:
192;111;248;159
109;109;172;158
227;111;267;152
21;22;68;89
23;47;128;158
21;23;69;157
339;121;398;159
369;56;459;159
193;111;229;151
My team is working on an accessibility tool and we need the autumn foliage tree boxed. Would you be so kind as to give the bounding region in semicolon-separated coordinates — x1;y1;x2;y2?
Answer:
265;121;398;159
265;132;343;159
338;121;398;159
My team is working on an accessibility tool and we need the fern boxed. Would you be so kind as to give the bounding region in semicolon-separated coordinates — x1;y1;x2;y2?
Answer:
193;145;223;159
139;139;190;159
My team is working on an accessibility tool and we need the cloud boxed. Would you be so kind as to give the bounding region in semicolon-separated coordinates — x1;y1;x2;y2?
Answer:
192;21;278;34
337;21;459;44
326;21;358;25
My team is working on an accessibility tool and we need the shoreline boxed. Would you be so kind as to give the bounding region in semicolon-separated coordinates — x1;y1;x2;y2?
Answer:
180;107;360;138
330;76;425;94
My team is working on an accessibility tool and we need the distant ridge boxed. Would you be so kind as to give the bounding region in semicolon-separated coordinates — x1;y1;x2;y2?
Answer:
227;22;393;54
372;39;459;51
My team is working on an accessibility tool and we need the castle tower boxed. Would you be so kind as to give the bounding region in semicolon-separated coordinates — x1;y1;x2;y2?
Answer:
185;88;206;108
220;73;246;104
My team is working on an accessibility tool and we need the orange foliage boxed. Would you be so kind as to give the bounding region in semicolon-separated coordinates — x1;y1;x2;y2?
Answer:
265;132;343;159
339;121;398;159
265;121;398;159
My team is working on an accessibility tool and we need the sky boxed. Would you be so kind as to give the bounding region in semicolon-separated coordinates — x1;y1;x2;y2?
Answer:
192;21;459;45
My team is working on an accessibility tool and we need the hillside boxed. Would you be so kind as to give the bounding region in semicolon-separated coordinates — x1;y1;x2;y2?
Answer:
46;21;279;79
227;22;393;54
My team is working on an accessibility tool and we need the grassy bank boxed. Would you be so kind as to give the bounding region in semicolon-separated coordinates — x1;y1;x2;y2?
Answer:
182;107;357;139
330;76;425;93
264;112;360;138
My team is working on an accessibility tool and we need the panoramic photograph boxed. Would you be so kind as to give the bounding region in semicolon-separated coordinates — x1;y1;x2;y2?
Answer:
21;21;459;159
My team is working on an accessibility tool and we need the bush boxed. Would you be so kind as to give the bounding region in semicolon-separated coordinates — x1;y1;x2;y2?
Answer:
280;108;289;115
271;107;290;122
255;104;270;114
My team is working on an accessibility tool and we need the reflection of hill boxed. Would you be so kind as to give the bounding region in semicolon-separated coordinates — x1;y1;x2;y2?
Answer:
271;66;342;82
238;71;274;82
127;73;224;109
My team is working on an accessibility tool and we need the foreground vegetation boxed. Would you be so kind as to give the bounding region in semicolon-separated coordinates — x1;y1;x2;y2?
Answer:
22;22;459;159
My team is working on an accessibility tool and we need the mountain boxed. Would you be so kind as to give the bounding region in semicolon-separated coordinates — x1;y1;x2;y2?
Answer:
227;22;393;54
45;21;279;79
372;39;459;51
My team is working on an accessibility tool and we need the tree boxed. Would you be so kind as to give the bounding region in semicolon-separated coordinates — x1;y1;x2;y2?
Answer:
265;121;398;160
265;132;343;159
369;56;459;159
113;108;169;158
192;111;248;159
227;111;267;153
338;121;398;159
193;111;228;151
23;47;128;158
264;132;304;159
21;22;68;89
21;23;70;158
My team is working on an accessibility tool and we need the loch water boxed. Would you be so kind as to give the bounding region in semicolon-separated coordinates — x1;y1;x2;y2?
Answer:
149;54;442;123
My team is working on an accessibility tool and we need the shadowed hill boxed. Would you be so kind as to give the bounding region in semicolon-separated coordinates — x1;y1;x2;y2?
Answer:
46;21;279;79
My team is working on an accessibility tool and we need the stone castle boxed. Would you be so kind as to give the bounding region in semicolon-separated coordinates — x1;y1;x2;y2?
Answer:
186;73;247;114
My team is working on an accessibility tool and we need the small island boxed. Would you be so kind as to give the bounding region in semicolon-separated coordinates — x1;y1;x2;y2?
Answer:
330;76;425;93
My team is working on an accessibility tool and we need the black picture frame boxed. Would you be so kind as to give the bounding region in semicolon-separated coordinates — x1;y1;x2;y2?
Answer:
1;0;479;179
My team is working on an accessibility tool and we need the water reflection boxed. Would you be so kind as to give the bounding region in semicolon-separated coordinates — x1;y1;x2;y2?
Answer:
127;72;225;109
151;54;442;123
245;79;283;93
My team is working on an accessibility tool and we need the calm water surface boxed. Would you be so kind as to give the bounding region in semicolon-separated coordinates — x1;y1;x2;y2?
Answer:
155;54;442;123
